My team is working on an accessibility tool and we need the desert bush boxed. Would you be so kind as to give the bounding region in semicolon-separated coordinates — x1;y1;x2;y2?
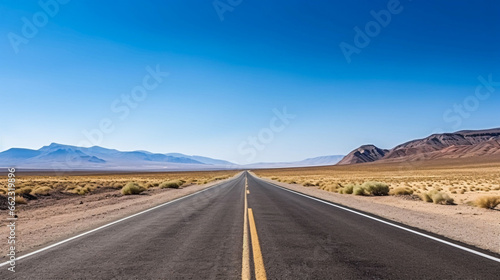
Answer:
419;193;432;202
159;180;183;189
65;185;78;191
340;184;355;194
121;182;145;195
31;186;52;196
15;187;33;195
389;187;413;196
361;182;390;196
112;182;124;189
68;186;91;195
474;196;500;209
303;181;316;187
353;186;365;196
323;185;336;192
15;196;27;204
428;189;454;205
419;189;454;205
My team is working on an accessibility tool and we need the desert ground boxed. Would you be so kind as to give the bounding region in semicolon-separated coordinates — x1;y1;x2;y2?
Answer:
253;157;500;253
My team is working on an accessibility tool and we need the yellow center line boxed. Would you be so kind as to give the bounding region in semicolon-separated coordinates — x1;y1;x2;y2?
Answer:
248;208;267;280
242;178;250;280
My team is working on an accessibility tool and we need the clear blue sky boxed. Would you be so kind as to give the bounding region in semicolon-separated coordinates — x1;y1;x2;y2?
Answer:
1;0;499;164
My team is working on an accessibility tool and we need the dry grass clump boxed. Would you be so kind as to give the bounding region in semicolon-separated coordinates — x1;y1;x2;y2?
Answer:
31;186;52;196
474;196;500;209
419;189;454;205
15;187;33;195
121;182;145;195
339;184;355;194
159;180;184;189
68;186;92;195
361;182;390;196
389;187;413;196
335;182;389;196
15;196;27;204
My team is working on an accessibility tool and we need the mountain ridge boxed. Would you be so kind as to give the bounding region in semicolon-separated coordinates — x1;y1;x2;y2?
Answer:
0;143;342;171
338;127;500;165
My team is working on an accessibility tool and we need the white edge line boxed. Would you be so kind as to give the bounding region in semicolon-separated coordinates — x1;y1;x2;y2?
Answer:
256;176;500;263
0;175;241;267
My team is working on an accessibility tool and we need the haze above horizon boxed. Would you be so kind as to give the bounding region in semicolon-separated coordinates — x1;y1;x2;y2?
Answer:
1;0;499;164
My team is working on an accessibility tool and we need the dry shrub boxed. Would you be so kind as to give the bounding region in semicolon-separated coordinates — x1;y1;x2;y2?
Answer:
353;186;365;195
68;186;92;195
15;196;27;204
31;186;52;196
159;180;183;189
420;189;454;205
361;182;390;196
15;187;33;195
121;182;145;195
419;193;433;203
339;184;355;194
389;187;413;196
474;196;500;209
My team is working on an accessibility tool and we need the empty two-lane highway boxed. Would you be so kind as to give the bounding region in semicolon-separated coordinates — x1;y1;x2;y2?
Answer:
1;172;499;279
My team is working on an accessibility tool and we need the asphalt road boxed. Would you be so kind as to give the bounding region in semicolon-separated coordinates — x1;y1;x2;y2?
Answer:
1;172;499;279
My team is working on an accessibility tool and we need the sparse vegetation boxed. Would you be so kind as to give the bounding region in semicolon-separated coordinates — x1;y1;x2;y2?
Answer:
389;187;413;196
339;184;354;194
361;181;390;196
31;186;52;196
256;159;500;207
474;196;500;209
15;187;33;195
425;189;454;205
159;180;184;189
15;196;27;204
332;182;389;196
0;171;237;203
121;182;145;195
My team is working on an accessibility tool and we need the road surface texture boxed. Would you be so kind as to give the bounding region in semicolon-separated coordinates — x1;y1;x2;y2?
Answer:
1;172;499;279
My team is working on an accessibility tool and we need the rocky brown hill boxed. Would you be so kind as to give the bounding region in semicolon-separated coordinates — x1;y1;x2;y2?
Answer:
337;145;389;165
338;128;500;165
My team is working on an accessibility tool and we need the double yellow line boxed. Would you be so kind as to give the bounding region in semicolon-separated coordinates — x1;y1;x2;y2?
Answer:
242;176;267;280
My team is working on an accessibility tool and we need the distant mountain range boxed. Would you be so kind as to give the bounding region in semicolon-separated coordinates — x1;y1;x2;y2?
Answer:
4;127;498;171
243;155;345;169
0;143;235;171
0;143;343;171
338;128;500;165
